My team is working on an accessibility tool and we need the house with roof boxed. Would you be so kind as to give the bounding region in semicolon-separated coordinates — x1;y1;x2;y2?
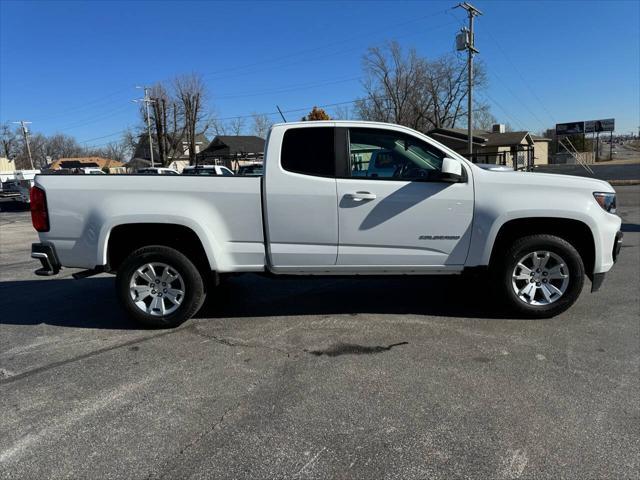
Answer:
196;135;265;170
428;124;551;170
129;133;209;171
48;156;126;173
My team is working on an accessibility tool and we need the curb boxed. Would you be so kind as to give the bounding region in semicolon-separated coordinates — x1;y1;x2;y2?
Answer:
608;180;640;186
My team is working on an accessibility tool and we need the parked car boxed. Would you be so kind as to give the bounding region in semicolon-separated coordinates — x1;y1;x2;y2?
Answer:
182;165;234;176
1;179;20;196
137;167;180;175
237;163;263;176
16;169;41;203
30;121;622;327
81;167;106;175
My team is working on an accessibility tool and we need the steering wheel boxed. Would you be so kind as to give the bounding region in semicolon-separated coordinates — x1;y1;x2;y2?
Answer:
399;164;428;180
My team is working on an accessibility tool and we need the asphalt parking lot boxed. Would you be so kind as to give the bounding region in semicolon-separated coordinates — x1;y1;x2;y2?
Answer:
1;187;639;479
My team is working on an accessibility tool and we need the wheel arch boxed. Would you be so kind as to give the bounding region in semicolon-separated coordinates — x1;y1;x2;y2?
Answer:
488;217;596;279
104;222;216;275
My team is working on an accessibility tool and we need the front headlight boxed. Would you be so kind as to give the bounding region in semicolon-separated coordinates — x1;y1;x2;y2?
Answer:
593;192;616;214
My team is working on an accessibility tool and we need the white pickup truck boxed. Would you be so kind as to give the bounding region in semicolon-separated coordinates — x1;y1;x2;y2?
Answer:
30;121;623;327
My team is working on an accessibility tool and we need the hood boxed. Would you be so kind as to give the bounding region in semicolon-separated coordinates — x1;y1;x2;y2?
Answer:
475;163;514;172
473;166;615;193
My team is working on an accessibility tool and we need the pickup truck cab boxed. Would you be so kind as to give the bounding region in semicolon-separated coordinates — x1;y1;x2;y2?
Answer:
30;121;622;327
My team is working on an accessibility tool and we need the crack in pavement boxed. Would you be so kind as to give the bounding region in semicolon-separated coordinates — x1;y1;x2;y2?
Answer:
187;324;297;357
147;403;239;480
188;325;409;360
0;325;191;385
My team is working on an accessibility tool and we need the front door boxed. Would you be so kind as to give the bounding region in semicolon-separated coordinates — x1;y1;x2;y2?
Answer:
336;127;474;267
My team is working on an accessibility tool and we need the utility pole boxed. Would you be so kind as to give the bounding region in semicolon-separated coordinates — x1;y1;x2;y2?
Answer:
134;86;156;167
455;2;482;158
13;120;34;169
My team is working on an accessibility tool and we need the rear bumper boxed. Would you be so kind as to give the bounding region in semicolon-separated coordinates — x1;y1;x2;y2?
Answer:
31;243;61;276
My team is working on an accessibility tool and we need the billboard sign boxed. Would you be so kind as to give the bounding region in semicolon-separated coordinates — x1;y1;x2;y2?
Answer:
556;121;584;135
586;118;615;133
558;118;615;135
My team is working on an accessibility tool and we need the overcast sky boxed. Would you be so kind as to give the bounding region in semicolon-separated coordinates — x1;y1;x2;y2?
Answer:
1;0;638;147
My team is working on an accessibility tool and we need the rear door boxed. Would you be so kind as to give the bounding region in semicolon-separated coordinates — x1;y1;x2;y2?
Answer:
336;127;474;267
263;125;339;269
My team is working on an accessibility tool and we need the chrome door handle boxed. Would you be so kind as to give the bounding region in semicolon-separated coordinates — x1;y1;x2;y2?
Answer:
347;191;377;201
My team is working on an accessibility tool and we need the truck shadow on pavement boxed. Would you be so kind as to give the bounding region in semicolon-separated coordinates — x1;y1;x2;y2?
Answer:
0;273;521;330
0;199;29;212
201;273;516;321
0;277;132;329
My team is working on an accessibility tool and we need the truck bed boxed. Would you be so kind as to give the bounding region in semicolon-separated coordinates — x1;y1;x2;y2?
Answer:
35;175;265;272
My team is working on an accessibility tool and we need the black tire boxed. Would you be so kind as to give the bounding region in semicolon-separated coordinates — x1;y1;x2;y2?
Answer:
495;234;585;318
116;245;206;328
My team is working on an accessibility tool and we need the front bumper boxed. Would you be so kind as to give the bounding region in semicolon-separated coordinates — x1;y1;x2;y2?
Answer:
31;243;61;276
612;231;623;263
591;230;623;292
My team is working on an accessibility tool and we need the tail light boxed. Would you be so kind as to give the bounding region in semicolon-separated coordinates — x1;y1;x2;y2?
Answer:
30;186;50;232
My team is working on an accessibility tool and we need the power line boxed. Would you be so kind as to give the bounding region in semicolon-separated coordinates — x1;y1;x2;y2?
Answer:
53;104;133;131
215;76;362;100
79;130;129;144
21;9;455;125
199;9;450;81
484;30;557;124
489;72;547;128
478;92;527;131
28;87;132;122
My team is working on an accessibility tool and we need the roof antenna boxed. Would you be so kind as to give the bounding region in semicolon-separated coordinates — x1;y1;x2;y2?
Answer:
276;105;287;122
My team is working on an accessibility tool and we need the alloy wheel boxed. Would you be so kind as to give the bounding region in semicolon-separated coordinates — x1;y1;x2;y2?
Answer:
129;262;185;316
511;251;570;306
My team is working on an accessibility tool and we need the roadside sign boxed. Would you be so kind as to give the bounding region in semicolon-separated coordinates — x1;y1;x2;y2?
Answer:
591;118;615;132
558;118;615;135
556;121;584;135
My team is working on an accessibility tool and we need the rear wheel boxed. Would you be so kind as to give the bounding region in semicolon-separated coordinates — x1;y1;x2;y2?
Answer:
496;234;585;318
116;246;206;328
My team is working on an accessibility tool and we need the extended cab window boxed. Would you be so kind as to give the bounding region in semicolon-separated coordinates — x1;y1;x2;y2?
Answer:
349;128;445;181
281;127;335;177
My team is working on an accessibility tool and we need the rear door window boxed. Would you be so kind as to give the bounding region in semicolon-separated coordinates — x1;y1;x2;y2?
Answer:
281;127;335;177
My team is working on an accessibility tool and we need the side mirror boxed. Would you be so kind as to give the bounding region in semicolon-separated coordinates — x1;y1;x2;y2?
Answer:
441;157;463;182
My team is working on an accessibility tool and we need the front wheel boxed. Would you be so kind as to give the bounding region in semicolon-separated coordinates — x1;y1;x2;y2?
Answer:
496;234;585;318
116;246;206;328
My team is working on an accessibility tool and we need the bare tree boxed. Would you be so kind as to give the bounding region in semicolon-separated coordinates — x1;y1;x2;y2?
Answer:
148;83;188;166
21;133;47;168
209;115;228;136
121;128;141;156
473;103;497;130
356;42;431;130
0;122;20;159
173;73;207;165
44;133;84;159
332;104;354;120
425;54;487;129
251;113;272;138
356;41;490;133
102;141;130;163
228;117;245;136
